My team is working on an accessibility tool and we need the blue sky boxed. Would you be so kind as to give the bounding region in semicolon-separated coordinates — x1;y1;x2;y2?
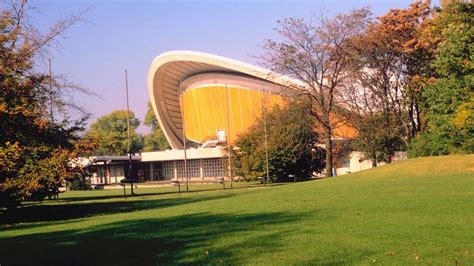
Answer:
31;0;438;133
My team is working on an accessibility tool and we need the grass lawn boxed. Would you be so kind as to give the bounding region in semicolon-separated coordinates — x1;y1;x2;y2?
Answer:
1;155;473;265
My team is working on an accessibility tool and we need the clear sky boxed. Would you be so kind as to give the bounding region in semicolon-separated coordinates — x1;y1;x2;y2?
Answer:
31;0;438;133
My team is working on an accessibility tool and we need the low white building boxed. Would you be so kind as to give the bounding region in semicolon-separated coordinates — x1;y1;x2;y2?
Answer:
88;148;227;185
335;151;407;176
87;148;407;185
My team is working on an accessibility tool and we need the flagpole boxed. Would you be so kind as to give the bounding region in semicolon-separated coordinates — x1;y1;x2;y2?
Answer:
48;59;54;123
225;84;233;188
259;89;270;186
180;96;189;192
125;69;134;195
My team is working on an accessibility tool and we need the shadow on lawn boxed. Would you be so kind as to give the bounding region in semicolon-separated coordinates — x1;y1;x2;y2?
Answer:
0;183;287;228
57;182;285;203
0;211;308;265
0;193;234;226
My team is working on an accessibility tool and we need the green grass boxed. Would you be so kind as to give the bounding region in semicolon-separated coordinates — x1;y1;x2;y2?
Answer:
1;155;473;265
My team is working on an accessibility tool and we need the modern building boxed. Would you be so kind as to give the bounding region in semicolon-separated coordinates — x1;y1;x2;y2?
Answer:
89;51;374;185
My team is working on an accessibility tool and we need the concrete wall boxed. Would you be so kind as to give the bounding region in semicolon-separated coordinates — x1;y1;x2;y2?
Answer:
335;151;407;176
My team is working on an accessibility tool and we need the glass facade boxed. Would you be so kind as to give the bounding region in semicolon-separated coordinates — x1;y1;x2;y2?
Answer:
163;161;174;180
203;158;226;178
177;160;200;178
90;157;229;185
161;158;227;180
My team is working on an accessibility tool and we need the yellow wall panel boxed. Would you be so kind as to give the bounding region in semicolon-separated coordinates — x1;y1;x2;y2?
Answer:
182;85;283;145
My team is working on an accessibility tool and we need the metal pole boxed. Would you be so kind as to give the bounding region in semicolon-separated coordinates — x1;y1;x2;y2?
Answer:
259;89;270;186
225;84;233;188
222;160;226;190
125;70;134;195
180;96;189;192
48;59;54;123
184;144;189;192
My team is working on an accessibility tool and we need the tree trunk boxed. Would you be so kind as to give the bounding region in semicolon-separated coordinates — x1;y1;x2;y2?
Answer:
325;134;333;177
371;151;377;168
415;101;422;132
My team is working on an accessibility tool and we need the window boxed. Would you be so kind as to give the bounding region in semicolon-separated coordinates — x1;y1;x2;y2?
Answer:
162;161;174;180
217;129;226;142
177;160;200;178
203;158;226;178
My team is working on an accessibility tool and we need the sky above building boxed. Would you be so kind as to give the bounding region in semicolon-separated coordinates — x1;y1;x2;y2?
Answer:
31;0;439;133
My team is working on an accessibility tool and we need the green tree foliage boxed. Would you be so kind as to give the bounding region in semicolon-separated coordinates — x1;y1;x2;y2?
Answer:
143;102;170;151
86;110;144;155
144;102;159;129
410;2;473;156
67;173;91;190
232;101;324;182
352;115;404;166
0;1;88;208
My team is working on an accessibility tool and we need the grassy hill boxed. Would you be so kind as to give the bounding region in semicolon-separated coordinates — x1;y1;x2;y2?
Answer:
1;155;473;264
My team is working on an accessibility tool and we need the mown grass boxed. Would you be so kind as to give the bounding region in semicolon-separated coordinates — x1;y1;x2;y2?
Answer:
1;155;473;265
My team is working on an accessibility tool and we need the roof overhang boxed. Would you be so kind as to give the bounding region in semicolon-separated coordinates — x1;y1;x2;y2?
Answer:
141;147;225;162
147;50;303;149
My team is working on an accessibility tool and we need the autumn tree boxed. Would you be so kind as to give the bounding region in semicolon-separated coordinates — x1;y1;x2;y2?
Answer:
0;0;88;207
340;1;434;164
377;1;434;142
440;0;473;7
340;67;405;166
261;8;371;176
143;102;170;151
86;110;144;156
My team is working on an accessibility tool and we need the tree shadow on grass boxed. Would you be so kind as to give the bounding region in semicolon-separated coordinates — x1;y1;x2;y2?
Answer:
54;182;281;203
0;183;287;231
0;211;310;265
0;193;234;227
55;190;186;203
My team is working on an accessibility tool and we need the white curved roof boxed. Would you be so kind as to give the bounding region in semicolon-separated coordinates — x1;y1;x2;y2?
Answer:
147;50;302;149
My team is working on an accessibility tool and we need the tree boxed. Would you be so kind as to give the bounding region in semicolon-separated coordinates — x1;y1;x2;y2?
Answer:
340;2;434;163
410;2;473;155
0;0;88;208
143;102;170;151
353;115;403;166
340;71;406;166
261;8;371;176
86;110;144;155
232;100;324;182
371;1;434;143
440;0;473;7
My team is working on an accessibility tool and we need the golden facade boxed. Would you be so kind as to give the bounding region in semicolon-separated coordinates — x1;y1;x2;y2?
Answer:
181;85;283;144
